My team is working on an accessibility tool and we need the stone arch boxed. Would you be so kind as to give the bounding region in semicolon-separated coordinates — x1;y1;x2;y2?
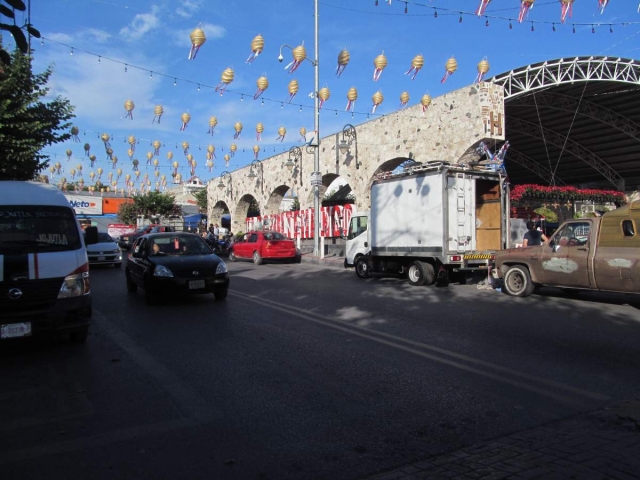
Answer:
210;200;229;226
234;193;259;233
265;184;292;216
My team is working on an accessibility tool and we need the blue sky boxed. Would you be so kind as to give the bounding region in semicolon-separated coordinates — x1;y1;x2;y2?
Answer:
14;0;640;193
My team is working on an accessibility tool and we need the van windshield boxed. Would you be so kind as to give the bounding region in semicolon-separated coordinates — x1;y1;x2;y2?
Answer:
0;206;82;253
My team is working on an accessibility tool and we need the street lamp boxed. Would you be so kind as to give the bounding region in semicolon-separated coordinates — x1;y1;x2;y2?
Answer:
339;123;359;169
247;160;264;194
279;0;320;257
217;171;232;197
286;146;303;185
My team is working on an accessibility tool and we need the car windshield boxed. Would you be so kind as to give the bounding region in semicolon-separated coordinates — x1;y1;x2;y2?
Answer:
151;235;211;256
97;232;114;242
0;205;81;253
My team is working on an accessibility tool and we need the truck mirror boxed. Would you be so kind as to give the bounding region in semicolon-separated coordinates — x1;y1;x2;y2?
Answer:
84;226;99;245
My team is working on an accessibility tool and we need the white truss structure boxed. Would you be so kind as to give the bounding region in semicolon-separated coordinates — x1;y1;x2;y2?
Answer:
490;56;640;99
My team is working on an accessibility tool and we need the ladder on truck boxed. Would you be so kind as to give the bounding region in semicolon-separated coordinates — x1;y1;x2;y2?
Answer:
455;172;469;253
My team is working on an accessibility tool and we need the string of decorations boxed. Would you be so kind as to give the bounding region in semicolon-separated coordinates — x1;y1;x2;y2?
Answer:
359;0;639;31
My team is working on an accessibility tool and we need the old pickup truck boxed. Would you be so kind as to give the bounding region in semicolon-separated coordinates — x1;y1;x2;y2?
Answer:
495;201;639;297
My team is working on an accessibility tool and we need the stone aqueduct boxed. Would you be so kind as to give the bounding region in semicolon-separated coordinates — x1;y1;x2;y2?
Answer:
208;82;506;234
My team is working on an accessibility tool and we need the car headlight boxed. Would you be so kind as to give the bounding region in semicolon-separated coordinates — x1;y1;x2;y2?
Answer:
216;261;228;274
154;264;174;277
58;272;90;298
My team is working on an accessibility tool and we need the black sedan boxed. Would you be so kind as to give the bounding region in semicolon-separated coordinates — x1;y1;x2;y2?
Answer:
125;232;229;305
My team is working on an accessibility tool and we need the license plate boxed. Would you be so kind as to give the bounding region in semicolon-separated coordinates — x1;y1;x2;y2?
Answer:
189;280;205;289
97;256;105;261
1;322;32;339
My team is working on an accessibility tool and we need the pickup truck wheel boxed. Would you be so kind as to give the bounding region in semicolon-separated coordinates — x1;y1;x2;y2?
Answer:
408;261;434;286
355;257;369;278
503;266;535;297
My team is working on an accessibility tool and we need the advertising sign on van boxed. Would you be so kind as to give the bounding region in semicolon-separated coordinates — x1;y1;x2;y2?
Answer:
66;194;103;215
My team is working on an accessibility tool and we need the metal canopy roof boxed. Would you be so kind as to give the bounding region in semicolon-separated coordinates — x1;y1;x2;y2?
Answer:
489;56;640;192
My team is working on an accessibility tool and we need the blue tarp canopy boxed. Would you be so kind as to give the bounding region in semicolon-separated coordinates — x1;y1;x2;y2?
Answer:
184;213;206;229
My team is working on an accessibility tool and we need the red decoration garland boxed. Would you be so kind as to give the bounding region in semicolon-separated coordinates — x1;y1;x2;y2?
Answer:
510;184;626;203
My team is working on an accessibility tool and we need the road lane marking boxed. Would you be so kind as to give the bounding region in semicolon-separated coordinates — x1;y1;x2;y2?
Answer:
231;291;609;404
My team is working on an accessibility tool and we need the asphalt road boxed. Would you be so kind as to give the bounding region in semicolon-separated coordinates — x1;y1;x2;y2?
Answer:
2;258;640;479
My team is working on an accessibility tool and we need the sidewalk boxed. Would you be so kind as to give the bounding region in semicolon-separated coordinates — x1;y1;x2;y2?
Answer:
299;252;347;270
364;399;640;480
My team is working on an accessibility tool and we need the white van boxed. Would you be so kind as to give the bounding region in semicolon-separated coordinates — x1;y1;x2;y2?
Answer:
0;181;97;343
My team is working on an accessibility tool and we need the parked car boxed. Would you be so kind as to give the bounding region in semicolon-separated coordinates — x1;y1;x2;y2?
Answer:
125;232;229;305
228;231;300;265
87;232;122;267
118;224;176;250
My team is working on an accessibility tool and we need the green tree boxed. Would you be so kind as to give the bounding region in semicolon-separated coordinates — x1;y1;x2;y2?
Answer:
289;198;300;211
117;191;183;224
0;49;75;180
193;188;207;213
0;0;41;65
247;198;260;217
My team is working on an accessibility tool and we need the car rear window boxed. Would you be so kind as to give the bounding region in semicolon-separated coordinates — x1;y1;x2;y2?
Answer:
0;205;81;253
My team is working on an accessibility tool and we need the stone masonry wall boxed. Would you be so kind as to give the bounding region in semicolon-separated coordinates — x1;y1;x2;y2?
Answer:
208;82;505;234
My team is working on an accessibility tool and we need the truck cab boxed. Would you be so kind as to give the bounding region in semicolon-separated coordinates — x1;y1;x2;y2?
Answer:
345;211;369;268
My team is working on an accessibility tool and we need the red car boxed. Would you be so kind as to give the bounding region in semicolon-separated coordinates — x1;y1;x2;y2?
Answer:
229;231;300;265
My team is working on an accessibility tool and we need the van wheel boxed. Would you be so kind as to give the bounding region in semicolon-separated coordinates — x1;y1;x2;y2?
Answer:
503;266;535;297
355;257;369;279
407;261;434;286
70;328;88;344
253;251;263;265
125;271;137;293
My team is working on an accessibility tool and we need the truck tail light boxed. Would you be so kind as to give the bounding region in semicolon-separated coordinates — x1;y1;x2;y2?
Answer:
450;255;461;262
266;242;272;249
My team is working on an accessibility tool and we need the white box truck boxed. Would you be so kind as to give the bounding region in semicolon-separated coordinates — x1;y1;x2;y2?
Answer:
0;181;98;343
345;162;509;286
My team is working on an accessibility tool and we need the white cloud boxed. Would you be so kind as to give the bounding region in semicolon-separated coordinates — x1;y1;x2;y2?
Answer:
175;0;203;18
119;6;161;41
84;28;112;44
172;23;226;48
46;32;73;44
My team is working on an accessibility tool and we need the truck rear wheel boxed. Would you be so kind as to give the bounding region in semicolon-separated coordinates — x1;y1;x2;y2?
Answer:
355;257;369;279
503;265;535;297
407;261;434;286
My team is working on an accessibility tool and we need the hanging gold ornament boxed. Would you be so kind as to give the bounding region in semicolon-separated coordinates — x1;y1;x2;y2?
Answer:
182;141;189;155
207;145;216;160
208;116;218;135
188;26;206;59
65;149;72;161
153;105;164;124
101;133;111;148
441;57;458;83
336;48;350;77
287;79;299;103
399;91;410;109
234;121;243;139
124;99;135;119
180;112;191;131
405;54;424;80
421;93;432;115
83;143;91;157
346;86;358;112
230;144;237;157
224;154;230;167
215;67;235;94
256;122;264;141
253;145;260;159
146;151;153;165
372;91;384;114
254;75;269;99
318;86;331;109
475;57;490;83
373;52;388;81
299;127;307;142
153;140;161;156
276;126;286;142
70;126;80;142
246;34;265;63
285;43;307;73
